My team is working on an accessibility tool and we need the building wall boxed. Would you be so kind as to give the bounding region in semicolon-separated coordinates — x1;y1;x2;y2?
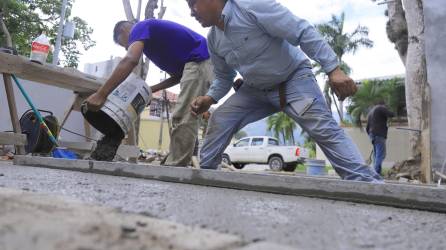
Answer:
139;118;171;152
424;0;446;173
1;77;88;142
316;127;411;168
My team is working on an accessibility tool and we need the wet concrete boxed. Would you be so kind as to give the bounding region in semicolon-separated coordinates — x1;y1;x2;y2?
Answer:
1;162;445;250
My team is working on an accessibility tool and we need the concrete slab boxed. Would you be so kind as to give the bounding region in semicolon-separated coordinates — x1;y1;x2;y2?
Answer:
0;187;246;250
236;242;299;250
2;162;446;250
13;156;446;213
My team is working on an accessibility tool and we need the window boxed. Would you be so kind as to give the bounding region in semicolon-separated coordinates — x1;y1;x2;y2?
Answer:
268;138;279;146
149;100;162;117
251;138;264;146
235;138;249;147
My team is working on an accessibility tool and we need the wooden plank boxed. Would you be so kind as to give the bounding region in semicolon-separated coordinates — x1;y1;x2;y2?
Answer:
3;73;26;154
0;132;27;146
0;52;104;94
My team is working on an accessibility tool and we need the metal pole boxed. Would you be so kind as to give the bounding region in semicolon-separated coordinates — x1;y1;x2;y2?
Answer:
52;0;68;65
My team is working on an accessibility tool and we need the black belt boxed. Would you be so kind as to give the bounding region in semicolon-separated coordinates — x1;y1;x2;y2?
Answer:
278;81;287;110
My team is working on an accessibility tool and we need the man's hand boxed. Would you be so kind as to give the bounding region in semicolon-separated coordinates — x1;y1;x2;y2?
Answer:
84;91;108;112
327;67;357;101
190;96;215;116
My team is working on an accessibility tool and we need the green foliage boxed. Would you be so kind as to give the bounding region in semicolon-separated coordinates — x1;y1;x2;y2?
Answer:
234;130;248;140
266;112;296;145
347;77;406;127
317;12;373;63
301;132;316;158
0;0;95;67
315;12;373;119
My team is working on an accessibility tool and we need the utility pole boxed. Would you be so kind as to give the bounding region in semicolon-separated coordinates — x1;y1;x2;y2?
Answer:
52;0;68;65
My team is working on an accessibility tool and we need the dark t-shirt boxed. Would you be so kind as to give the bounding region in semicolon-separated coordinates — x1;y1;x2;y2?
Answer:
366;105;395;138
128;19;210;76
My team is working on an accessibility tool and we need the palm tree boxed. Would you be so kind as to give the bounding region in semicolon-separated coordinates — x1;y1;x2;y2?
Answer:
266;112;296;145
234;130;248;140
316;12;374;121
347;77;406;127
303;134;317;159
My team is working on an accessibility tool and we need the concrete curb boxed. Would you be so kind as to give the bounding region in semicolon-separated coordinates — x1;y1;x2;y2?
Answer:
13;156;446;213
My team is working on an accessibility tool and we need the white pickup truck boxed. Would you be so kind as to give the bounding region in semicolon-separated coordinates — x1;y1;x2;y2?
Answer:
222;136;309;171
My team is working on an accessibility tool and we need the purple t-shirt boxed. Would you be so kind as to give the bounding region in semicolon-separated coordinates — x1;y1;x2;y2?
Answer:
128;19;209;76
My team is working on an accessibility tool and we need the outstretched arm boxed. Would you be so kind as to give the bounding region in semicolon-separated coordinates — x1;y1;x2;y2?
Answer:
246;0;357;100
150;75;182;93
85;41;144;111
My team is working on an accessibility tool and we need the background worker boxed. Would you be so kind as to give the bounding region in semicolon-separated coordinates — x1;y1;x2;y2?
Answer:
366;101;395;175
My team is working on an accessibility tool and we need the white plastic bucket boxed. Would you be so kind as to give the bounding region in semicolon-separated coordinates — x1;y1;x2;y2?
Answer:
100;73;152;134
83;73;152;137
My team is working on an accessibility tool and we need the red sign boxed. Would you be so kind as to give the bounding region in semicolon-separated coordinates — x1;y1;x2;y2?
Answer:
32;42;50;53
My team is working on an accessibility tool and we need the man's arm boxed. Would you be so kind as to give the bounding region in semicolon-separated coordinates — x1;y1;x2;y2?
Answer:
381;106;396;118
191;36;237;116
150;75;182;93
206;41;237;103
85;41;144;111
244;0;357;100
244;0;338;73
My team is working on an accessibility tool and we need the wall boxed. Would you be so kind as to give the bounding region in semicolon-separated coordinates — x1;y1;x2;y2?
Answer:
424;0;446;173
1;77;88;142
139;117;171;152
316;127;411;168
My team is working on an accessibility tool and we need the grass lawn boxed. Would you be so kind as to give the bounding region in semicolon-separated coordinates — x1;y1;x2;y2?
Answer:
294;163;334;173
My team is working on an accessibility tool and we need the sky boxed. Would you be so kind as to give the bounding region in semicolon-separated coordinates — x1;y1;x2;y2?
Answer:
71;0;405;96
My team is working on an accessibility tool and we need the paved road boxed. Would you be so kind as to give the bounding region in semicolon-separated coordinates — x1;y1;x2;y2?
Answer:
1;161;445;250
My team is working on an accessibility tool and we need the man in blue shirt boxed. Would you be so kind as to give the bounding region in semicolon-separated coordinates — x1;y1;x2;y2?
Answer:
186;0;382;182
85;19;213;166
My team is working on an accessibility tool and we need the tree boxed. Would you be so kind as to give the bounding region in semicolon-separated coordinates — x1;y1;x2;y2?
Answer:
267;112;296;145
372;0;429;180
0;0;95;68
121;0;164;145
347;77;406;127
233;130;247;140
302;132;316;159
122;0;163;80
316;12;374;121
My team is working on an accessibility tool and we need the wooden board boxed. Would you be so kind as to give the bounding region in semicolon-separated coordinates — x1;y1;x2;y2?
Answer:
0;132;27;146
0;52;104;94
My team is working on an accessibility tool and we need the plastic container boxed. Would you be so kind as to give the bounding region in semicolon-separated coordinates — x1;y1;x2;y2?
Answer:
30;33;51;64
82;73;152;136
305;159;326;176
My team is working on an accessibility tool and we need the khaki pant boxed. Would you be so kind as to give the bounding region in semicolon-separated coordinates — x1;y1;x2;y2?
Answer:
164;60;213;166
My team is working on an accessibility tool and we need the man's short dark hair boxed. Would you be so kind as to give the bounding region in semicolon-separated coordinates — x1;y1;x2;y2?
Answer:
113;20;133;44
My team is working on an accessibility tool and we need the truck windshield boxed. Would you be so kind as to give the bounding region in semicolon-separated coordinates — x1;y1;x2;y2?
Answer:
235;138;249;147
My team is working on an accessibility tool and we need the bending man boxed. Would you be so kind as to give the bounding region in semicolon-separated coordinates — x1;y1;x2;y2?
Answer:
85;19;213;166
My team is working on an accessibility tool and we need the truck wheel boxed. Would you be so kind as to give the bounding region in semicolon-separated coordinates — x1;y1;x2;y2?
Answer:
268;156;284;171
221;154;231;165
233;163;245;169
283;163;297;172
